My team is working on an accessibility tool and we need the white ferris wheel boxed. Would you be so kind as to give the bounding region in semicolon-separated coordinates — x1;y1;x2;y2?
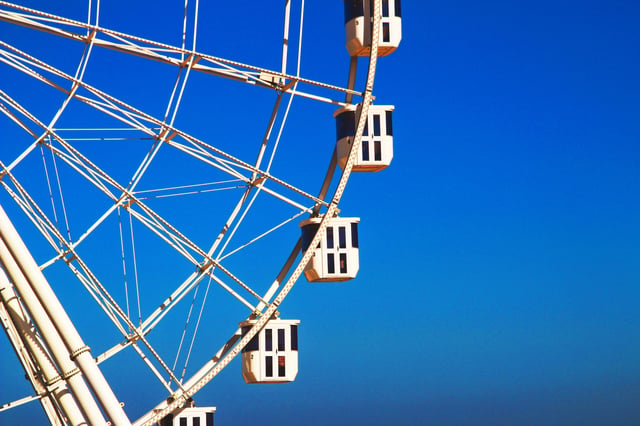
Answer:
0;1;401;425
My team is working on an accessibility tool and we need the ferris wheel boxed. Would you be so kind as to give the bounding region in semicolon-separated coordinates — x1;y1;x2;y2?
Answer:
0;1;401;425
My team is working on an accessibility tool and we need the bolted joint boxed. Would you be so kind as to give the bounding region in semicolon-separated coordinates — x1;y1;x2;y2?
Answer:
62;250;77;264
69;345;91;361
198;260;213;273
127;332;141;343
251;175;266;187
61;367;81;381
44;373;63;387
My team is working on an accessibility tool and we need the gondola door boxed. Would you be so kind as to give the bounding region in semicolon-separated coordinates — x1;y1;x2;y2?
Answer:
261;326;289;381
325;224;351;277
261;328;276;380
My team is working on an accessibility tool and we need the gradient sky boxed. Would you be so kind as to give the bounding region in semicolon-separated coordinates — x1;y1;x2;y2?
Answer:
1;1;640;425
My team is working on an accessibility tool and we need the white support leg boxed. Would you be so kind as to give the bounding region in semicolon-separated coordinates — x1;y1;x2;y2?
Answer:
0;204;131;425
0;300;64;425
0;273;86;425
0;237;107;425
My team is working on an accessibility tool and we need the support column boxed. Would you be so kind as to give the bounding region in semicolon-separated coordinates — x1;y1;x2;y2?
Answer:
0;300;64;425
0;273;86;425
0;204;131;425
0;238;107;425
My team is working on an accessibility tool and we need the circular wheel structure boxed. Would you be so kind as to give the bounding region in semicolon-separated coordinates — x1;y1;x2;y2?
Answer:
0;1;384;424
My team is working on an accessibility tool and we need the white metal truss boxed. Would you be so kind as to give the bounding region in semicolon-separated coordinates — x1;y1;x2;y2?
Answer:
0;1;361;105
0;1;385;424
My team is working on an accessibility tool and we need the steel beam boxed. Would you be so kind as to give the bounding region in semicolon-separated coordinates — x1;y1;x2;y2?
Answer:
0;204;131;425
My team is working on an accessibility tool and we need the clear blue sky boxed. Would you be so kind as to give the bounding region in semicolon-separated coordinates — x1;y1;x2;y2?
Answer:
1;1;639;425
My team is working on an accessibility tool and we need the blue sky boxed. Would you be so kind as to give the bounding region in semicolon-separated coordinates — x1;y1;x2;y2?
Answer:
1;1;640;425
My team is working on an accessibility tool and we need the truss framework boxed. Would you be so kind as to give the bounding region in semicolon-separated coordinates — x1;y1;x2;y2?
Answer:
0;1;383;424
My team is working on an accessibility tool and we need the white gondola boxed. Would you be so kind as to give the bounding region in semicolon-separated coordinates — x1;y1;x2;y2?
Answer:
344;0;402;57
300;216;360;282
159;407;216;426
239;319;300;384
335;104;394;172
